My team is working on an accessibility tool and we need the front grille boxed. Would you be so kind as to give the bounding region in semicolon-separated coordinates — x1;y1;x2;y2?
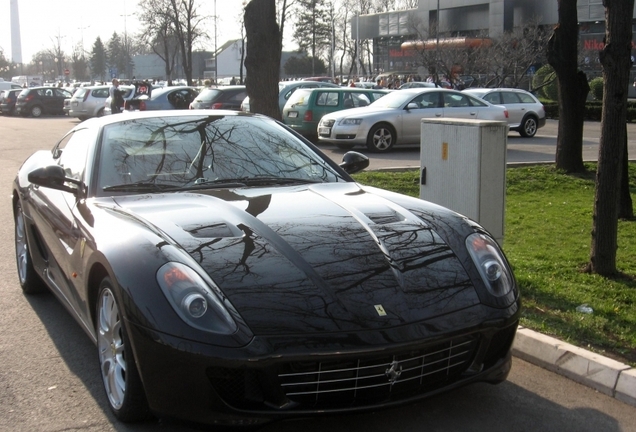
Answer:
277;336;477;408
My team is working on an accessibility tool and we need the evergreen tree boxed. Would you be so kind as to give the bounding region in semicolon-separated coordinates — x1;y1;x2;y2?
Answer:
90;37;107;81
293;0;333;75
107;32;131;79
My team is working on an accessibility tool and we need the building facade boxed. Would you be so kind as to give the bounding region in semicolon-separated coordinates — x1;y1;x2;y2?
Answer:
353;0;636;76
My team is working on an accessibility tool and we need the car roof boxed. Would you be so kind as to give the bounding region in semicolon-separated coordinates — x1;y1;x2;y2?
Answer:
74;109;257;129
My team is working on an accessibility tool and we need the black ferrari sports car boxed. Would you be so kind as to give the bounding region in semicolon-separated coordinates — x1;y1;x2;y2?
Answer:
13;110;520;427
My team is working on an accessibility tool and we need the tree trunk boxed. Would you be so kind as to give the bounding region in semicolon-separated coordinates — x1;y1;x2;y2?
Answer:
619;124;634;219
244;0;282;120
546;0;588;173
587;0;635;276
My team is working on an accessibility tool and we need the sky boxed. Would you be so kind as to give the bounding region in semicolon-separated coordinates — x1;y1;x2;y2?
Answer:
0;0;248;64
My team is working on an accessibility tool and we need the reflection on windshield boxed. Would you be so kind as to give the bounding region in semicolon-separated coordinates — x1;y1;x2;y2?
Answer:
97;115;346;195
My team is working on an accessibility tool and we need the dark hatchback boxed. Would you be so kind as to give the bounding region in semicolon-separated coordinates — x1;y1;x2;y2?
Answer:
189;85;247;110
0;89;23;115
15;86;73;117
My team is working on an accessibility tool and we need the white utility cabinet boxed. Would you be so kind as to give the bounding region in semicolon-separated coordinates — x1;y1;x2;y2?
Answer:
419;118;508;244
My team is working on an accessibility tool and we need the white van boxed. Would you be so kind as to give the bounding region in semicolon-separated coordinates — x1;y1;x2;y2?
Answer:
0;81;23;91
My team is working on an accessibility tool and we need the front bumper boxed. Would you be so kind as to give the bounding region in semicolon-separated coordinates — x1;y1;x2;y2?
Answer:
128;304;519;427
317;121;368;145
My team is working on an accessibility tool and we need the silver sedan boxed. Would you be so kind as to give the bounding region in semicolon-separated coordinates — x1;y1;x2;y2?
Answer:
318;88;509;152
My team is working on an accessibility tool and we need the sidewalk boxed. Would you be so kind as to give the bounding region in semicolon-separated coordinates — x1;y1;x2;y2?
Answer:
512;327;636;407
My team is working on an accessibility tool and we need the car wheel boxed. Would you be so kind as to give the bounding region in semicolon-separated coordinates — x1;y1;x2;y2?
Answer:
96;108;105;117
30;105;43;118
78;116;88;121
520;116;538;138
14;201;47;294
366;123;395;152
96;278;151;422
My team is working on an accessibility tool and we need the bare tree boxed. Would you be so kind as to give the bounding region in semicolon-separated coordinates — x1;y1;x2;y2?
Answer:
168;0;208;85
587;0;635;276
547;0;589;173
245;0;282;119
138;0;179;85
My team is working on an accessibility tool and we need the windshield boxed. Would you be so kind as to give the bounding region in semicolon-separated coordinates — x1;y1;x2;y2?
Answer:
368;91;423;109
96;115;347;196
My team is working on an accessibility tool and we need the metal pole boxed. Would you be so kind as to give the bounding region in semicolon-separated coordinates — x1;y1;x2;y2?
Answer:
214;0;218;83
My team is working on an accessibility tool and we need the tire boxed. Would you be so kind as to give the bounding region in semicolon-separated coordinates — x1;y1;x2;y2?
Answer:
30;105;43;118
96;278;151;422
366;123;395;152
78;116;88;121
519;116;538;138
96;108;105;117
14;201;47;294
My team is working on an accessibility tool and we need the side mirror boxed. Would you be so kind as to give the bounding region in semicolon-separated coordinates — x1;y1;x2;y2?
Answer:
28;165;81;195
339;151;369;174
406;102;419;110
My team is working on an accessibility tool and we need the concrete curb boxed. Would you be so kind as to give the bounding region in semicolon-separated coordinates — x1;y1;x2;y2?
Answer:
512;327;636;407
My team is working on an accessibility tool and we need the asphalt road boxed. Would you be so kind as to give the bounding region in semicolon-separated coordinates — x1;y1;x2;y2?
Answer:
0;115;634;432
316;119;636;170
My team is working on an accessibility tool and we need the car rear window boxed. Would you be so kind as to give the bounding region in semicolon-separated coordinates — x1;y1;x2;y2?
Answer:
518;93;538;104
196;89;222;102
286;89;311;107
73;88;88;99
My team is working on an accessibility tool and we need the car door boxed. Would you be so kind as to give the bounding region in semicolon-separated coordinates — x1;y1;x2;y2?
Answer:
41;88;58;113
501;91;525;127
26;129;92;321
442;92;481;120
401;91;443;143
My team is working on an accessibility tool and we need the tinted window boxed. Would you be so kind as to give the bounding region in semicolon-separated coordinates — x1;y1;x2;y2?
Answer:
518;92;537;103
502;92;521;104
483;92;501;104
92;88;110;98
316;92;339;107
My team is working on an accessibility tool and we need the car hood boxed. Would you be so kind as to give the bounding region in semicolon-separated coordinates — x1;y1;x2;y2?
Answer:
112;182;480;335
325;106;400;120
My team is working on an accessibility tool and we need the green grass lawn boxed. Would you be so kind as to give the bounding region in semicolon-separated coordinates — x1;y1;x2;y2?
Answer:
353;163;636;366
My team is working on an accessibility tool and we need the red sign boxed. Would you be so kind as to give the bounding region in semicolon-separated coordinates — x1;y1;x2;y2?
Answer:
64;69;70;75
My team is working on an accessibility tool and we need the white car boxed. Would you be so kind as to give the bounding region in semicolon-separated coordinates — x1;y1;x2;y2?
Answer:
462;88;546;137
318;88;509;152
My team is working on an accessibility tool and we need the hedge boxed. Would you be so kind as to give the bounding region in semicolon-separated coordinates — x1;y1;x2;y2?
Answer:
542;101;636;122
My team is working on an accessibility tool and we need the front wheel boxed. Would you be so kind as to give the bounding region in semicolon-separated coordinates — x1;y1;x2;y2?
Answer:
14;201;47;294
96;278;151;422
519;116;538;138
366;123;395;152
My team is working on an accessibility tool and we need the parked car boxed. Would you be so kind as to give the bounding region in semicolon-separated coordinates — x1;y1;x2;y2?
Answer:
15;86;73;117
398;81;438;89
13;109;519;428
240;81;339;113
0;88;23;115
462;88;546;137
124;85;198;111
282;87;390;136
318;88;509;152
69;85;111;120
189;85;246;110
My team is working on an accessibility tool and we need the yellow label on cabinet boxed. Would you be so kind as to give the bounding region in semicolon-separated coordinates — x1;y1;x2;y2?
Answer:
442;142;448;160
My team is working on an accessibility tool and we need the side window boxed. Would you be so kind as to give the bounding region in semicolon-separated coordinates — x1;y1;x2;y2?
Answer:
518;93;537;103
371;92;388;101
502;92;521;104
93;88;109;98
413;92;441;108
483;93;500;104
56;129;91;181
443;93;471;107
351;93;371;107
316;92;338;107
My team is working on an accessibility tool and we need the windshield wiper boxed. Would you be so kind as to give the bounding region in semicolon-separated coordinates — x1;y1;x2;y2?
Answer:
102;181;181;192
235;177;321;186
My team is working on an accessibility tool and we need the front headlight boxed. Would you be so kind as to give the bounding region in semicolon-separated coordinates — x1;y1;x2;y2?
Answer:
340;118;363;126
157;262;238;334
466;233;513;297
